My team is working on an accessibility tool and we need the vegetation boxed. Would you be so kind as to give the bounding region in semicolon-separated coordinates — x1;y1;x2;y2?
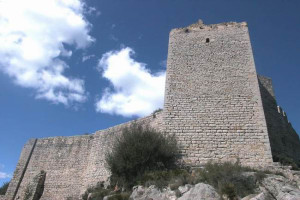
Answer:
152;108;163;118
82;182;130;200
273;154;299;170
0;181;9;195
81;124;284;200
24;184;33;200
105;124;179;188
194;161;256;199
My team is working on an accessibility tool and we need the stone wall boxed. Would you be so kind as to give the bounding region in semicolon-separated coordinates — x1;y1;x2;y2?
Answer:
258;75;300;163
162;20;273;166
5;112;163;200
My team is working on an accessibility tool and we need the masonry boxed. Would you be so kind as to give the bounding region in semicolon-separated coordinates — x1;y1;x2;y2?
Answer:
3;20;300;200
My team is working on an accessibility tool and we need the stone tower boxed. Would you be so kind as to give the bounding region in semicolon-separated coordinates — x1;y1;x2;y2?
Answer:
163;20;274;166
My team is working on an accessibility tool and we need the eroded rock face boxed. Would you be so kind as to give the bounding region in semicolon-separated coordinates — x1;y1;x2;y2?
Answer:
241;192;266;200
177;183;220;200
260;174;300;200
130;185;177;200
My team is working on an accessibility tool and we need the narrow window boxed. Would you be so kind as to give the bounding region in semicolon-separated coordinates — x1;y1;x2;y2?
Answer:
206;38;210;43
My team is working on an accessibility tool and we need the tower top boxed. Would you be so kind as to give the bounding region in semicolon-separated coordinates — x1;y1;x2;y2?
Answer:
170;19;248;34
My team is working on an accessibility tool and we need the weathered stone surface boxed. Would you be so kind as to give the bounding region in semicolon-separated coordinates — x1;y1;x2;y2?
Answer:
241;192;266;200
163;21;273;167
130;185;177;200
178;183;220;200
260;174;300;200
258;75;300;165
6;113;163;200
178;184;192;195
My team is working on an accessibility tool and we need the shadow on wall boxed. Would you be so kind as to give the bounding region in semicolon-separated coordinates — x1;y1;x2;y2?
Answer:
258;75;300;166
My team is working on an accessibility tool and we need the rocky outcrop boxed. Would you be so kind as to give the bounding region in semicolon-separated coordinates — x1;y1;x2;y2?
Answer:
130;185;177;200
259;174;300;200
242;192;266;200
177;183;220;200
129;183;220;200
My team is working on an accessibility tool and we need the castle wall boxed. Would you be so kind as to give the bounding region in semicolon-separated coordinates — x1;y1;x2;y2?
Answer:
5;139;37;200
258;75;300;163
163;21;273;166
82;111;163;193
5;112;163;200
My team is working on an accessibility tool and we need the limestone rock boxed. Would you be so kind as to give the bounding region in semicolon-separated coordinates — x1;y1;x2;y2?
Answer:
178;184;192;195
260;174;300;200
130;185;177;200
241;192;265;200
177;183;220;200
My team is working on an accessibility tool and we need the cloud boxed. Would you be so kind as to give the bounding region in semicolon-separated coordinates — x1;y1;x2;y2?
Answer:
0;0;94;105
96;47;165;117
85;6;101;16
0;164;11;179
0;172;11;179
82;54;96;62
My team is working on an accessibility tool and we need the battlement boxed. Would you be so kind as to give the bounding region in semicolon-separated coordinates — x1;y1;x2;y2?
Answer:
170;19;248;35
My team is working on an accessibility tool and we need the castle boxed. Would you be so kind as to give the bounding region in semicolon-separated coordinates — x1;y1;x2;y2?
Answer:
3;20;300;200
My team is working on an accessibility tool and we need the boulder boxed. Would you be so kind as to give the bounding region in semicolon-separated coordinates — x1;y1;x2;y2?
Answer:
130;185;177;200
178;184;192;195
241;192;266;200
260;174;300;200
177;183;220;200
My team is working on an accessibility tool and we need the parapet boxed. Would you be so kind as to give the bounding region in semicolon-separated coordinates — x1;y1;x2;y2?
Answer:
170;19;248;35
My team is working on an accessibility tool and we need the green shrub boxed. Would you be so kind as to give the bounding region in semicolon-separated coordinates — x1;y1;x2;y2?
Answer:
82;182;110;200
106;124;179;188
194;161;256;199
136;169;190;189
254;171;267;183
273;154;299;170
0;182;9;195
107;193;130;200
82;181;130;200
24;184;33;200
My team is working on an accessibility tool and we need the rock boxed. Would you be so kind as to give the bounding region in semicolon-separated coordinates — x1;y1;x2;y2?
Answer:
87;193;92;200
241;192;265;200
130;185;177;200
178;184;192;195
177;183;220;200
260;174;300;200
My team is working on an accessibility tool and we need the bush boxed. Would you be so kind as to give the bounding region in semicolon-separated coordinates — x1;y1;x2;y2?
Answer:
273;154;299;170
137;169;190;189
194;161;256;199
82;182;110;200
0;182;9;195
82;181;130;200
106;124;179;188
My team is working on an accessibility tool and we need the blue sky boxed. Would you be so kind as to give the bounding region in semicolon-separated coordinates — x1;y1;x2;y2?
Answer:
1;0;300;185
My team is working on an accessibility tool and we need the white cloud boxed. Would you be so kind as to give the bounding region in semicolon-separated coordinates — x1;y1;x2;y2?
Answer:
0;0;94;105
0;165;11;179
0;172;11;179
82;54;96;62
96;47;165;117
